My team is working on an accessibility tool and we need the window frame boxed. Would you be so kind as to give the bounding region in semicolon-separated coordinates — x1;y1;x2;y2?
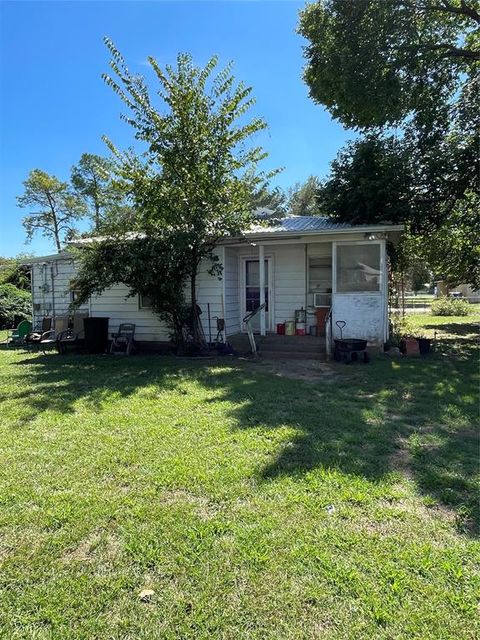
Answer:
139;294;154;310
333;240;384;295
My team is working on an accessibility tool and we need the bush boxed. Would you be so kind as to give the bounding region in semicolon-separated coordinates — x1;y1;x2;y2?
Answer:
0;283;31;328
431;296;470;317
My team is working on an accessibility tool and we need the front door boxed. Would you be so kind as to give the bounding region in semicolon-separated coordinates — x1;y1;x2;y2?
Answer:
242;258;272;332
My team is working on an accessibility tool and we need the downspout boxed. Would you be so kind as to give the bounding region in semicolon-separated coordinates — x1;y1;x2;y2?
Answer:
29;265;35;327
50;264;56;325
304;243;308;311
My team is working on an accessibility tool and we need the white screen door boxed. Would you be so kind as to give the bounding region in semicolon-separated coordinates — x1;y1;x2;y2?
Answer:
242;258;271;332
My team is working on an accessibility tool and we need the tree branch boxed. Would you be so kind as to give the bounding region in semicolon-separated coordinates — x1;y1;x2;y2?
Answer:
424;0;480;24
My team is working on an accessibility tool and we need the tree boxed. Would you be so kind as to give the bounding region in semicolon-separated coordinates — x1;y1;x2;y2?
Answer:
71;153;126;231
299;0;479;129
422;192;480;290
320;136;413;224
299;0;479;286
0;255;32;290
0;283;31;328
75;41;273;345
287;175;323;216
17;170;86;251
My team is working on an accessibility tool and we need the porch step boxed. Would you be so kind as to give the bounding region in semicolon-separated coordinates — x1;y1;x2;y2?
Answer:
227;333;327;357
259;350;327;361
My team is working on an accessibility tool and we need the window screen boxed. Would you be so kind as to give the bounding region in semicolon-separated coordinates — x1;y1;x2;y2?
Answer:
336;244;381;293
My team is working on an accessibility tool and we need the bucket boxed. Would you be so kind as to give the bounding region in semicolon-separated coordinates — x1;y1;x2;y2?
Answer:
276;322;285;335
309;325;317;336
285;321;295;336
295;322;306;336
295;307;306;323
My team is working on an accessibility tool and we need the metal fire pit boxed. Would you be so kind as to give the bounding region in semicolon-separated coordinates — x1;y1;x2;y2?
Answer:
334;321;369;363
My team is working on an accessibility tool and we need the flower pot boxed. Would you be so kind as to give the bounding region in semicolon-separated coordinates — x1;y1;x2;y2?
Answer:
400;337;419;355
417;338;431;355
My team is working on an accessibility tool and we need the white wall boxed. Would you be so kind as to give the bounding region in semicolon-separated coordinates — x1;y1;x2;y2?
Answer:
31;249;224;343
223;247;240;336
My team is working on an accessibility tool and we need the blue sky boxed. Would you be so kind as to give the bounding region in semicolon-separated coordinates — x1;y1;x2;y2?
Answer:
0;0;353;257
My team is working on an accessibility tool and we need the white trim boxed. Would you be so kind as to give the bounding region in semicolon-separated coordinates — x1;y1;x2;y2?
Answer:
259;244;266;336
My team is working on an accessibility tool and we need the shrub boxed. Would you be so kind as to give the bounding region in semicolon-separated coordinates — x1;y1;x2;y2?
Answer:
431;296;470;317
0;283;31;328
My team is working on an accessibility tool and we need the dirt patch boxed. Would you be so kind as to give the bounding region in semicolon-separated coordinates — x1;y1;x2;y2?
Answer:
247;358;338;382
62;529;120;564
160;488;221;520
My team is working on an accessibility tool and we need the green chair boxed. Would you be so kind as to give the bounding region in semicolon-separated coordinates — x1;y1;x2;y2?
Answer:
6;319;32;348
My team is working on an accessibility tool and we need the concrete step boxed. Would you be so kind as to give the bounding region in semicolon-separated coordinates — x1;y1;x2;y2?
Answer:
259;350;327;361
260;343;326;354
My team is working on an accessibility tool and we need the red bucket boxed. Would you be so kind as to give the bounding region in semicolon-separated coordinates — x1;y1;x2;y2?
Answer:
277;323;285;335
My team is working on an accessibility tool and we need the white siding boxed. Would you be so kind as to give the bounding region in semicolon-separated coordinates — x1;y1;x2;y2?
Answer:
31;260;88;328
195;248;224;342
332;294;384;344
223;247;240;336
236;243;308;330
31;251;224;343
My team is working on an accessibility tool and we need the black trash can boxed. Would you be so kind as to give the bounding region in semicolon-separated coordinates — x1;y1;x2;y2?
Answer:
83;317;109;354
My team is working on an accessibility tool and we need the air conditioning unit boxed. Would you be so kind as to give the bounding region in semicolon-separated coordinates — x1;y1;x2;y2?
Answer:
314;293;331;308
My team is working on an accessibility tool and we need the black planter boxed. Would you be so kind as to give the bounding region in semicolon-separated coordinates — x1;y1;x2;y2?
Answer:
417;338;431;355
83;317;109;353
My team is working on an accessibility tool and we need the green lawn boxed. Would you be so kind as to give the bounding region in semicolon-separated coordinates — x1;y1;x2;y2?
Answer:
0;314;479;639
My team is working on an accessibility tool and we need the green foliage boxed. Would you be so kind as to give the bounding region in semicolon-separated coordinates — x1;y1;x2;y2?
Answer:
431;296;471;316
72;235;190;344
321;136;412;224
299;0;479;129
17;169;86;251
422;192;480;290
0;255;31;290
287;175;323;216
71;153;128;232
0;283;31;328
75;41;273;344
301;1;479;288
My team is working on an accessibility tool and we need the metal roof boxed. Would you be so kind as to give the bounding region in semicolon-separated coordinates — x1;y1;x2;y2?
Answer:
249;216;351;234
247;216;403;235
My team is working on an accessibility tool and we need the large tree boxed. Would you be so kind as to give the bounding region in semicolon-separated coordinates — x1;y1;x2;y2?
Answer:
71;153;126;231
287;175;323;216
299;0;479;285
74;41;273;345
17;170;85;251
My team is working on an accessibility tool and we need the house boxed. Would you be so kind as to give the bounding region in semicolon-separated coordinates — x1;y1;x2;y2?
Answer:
26;216;403;356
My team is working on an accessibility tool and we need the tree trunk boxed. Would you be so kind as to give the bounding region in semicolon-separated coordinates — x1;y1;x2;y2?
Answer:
46;192;62;252
190;269;199;343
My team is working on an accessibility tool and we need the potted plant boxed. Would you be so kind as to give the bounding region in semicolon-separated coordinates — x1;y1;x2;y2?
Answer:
396;317;420;355
416;331;431;356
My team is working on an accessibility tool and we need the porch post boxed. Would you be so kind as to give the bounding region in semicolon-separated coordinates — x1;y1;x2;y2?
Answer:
259;243;266;336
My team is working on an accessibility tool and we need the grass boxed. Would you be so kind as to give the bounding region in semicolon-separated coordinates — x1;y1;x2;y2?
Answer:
0;314;479;639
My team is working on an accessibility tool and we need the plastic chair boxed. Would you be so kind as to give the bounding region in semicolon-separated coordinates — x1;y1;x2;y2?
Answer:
4;319;32;348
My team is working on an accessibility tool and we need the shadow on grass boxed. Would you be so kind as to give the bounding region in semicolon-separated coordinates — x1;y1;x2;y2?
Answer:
2;334;479;534
422;321;479;338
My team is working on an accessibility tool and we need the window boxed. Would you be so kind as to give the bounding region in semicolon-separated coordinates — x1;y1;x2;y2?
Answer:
139;294;153;309
245;260;269;312
69;282;80;303
336;244;381;293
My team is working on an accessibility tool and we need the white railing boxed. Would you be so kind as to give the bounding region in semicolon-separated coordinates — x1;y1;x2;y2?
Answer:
243;303;266;356
325;306;333;360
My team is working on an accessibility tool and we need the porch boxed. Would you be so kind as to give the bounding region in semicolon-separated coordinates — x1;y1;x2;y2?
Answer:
221;233;388;349
228;332;327;360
